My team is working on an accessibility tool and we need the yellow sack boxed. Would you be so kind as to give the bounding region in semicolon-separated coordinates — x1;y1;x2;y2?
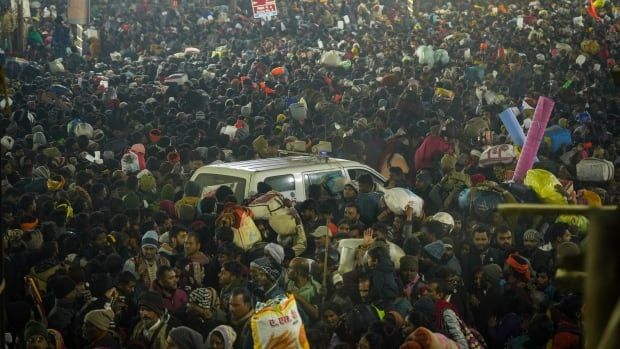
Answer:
524;169;568;205
251;294;310;349
580;40;600;56
556;215;589;234
434;87;455;101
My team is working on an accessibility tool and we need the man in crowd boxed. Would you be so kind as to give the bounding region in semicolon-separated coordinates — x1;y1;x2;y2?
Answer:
151;265;188;313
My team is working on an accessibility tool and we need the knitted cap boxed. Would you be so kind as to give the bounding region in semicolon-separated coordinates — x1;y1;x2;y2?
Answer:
189;287;219;310
250;257;281;283
24;321;48;342
141;230;159;249
423;241;445;262
169;326;206;349
84;309;114;331
399;255;419;271
523;229;542;244
207;325;237;349
139;291;164;315
481;263;503;284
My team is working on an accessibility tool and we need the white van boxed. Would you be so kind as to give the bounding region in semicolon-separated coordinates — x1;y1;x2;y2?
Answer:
190;155;386;203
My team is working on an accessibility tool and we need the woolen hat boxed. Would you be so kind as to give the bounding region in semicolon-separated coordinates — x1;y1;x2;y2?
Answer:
250;257;281;283
399;255;419;271
423;241;445;262
189;287;218;310
139;291;164;315
207;325;237;349
141;230;159;249
481;263;503;284
84;309;114;331
24;321;48;341
523;229;542;244
169;326;206;349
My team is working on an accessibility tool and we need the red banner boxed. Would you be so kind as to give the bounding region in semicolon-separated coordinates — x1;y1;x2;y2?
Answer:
252;0;277;19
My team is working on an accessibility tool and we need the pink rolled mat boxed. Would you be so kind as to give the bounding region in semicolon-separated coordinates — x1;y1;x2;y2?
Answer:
512;96;555;182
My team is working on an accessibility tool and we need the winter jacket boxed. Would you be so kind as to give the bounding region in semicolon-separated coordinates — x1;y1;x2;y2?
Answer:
151;281;188;313
435;299;468;349
179;252;210;293
130;318;169;349
356;191;383;226
369;259;399;307
462;247;505;289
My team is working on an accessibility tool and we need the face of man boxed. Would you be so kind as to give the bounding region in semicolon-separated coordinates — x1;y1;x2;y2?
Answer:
324;309;339;329
497;231;513;250
139;306;159;327
557;229;572;243
523;236;539;252
184;236;200;256
142;246;158;261
536;272;550;290
343;186;357;199
160;270;178;292
172;231;188;250
228;294;251;320
118;280;136;297
358;279;370;301
251;267;271;289
26;335;48;349
301;208;316;221
358;181;373;193
188;302;213;320
367;256;378;269
473;231;490;252
343;206;359;222
401;265;418;283
218;268;234;287
93;232;108;251
428;282;442;302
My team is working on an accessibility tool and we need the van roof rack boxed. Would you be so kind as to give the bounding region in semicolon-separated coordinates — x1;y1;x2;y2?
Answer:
277;150;330;163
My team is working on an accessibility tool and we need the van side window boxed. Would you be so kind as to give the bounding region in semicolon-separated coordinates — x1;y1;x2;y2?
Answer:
347;168;385;185
304;171;343;197
264;174;296;192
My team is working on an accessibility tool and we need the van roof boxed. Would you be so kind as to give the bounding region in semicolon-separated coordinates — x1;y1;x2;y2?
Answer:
201;156;361;172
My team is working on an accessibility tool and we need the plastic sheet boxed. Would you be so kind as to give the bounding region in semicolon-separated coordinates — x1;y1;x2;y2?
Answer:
523;169;567;204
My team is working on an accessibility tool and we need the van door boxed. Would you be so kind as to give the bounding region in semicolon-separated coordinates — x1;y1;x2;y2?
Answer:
302;170;346;199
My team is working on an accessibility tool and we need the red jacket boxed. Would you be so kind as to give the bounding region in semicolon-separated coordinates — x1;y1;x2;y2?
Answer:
414;135;453;171
151;280;188;313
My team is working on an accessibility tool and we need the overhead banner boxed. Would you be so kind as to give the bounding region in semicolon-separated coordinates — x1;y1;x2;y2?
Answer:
252;0;277;19
67;0;90;24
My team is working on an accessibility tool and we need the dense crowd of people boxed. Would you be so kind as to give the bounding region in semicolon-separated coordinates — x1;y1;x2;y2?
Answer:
1;0;619;348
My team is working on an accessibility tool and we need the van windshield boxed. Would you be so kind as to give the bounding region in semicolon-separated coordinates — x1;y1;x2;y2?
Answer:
193;173;246;201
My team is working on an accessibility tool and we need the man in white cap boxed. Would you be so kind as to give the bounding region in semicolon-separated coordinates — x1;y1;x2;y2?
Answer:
82;309;121;349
